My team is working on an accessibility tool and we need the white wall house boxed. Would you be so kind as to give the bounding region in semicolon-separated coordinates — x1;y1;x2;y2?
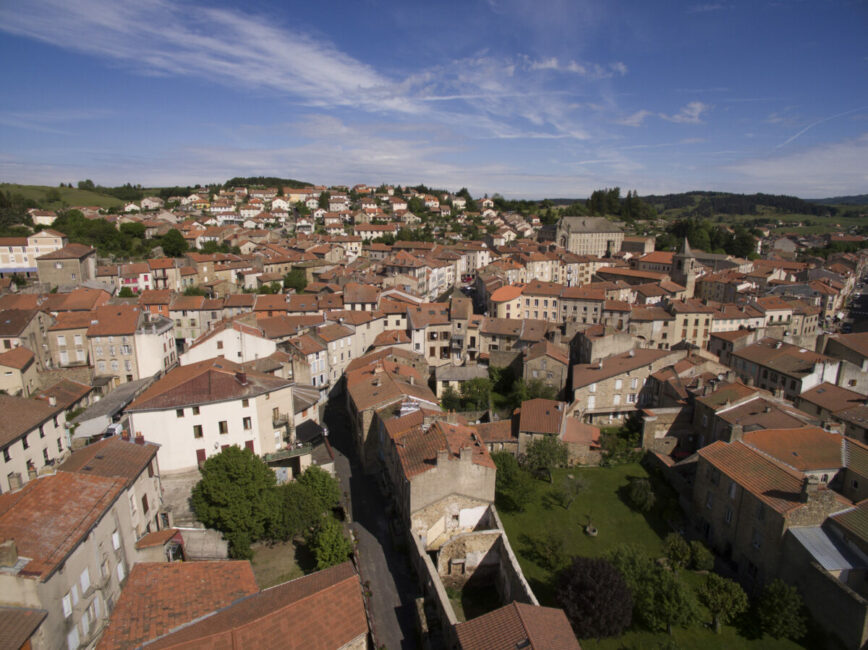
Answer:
180;322;277;366
126;358;295;473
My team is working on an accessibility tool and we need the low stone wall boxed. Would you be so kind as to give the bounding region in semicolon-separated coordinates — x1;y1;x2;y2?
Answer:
491;507;539;606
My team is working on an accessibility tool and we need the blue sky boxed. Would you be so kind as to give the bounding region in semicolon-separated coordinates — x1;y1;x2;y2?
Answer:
1;0;867;198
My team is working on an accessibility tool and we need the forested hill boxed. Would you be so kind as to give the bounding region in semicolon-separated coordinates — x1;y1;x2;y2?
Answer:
807;194;868;206
223;177;312;189
640;191;839;218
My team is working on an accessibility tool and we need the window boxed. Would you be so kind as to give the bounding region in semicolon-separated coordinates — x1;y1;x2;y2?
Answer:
116;562;126;582
80;567;91;593
192;406;200;415
705;491;714;509
141;494;149;514
724;508;733;524
112;530;120;550
751;528;763;549
218;421;228;434
614;379;623;390
243;417;252;430
627;393;636;403
22;435;28;450
193;425;203;439
176;409;184;418
62;593;73;618
728;481;737;499
589;383;596;393
630;378;638;389
242;399;249;407
57;335;67;346
67;627;80;650
57;438;63;452
216;340;223;350
756;503;765;521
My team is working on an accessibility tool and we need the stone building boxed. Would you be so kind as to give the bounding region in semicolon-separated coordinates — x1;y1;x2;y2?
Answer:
35;243;97;288
555;216;623;257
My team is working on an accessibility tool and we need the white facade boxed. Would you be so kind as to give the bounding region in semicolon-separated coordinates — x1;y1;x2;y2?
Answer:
134;321;177;378
180;328;277;366
0;410;68;494
128;386;294;473
0;230;66;275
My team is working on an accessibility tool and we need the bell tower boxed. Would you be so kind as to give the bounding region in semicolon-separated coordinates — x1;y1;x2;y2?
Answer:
671;237;697;298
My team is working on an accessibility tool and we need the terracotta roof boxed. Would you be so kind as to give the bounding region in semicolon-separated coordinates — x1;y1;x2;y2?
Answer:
731;337;831;378
518;399;567;435
741;427;844;472
373;329;411;346
348;368;437;412
696;381;758;409
138;289;172;305
490;284;524;302
394;419;494;480
455;601;581;650
830;499;868;544
59;436;159;486
33;378;92;410
525;340;569;366
315;323;353;342
0;394;64;447
0;607;47;649
96;561;259;649
572;349;677;389
826;333;868;360
135;528;181;549
145;562;367;650
35;242;94;260
0;345;34;370
562;418;601;447
87;304;141;336
0;472;125;580
799;383;865;414
0;309;39;337
127;358;292;411
698;441;808;514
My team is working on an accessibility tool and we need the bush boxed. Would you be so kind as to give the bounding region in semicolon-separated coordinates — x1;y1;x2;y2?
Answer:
628;477;656;512
556;557;633;639
690;540;715;571
756;579;807;640
662;533;691;573
310;518;353;570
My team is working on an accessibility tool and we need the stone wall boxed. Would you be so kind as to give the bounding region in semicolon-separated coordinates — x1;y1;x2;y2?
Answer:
490;508;538;606
641;406;694;454
436;530;502;589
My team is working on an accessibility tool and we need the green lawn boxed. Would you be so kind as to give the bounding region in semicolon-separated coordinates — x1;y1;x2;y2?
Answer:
0;183;123;209
250;539;314;588
498;463;826;649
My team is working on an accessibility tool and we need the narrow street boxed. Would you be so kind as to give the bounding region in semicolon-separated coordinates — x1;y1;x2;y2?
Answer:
324;398;421;650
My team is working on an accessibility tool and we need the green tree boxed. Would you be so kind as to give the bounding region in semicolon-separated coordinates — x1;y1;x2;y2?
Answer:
441;385;461;411
627;477;656;512
551;473;585;509
160;229;188;257
77;179;95;190
271;481;323;541
120;222;146;239
283;268;307;293
697;573;748;633
605;544;655;594
662;533;691;574
491;452;534;511
636;567;696;634
183;285;208;296
190;446;278;559
756;579;807;640
460;377;492;411
118;287;135;298
310;518;353;570
318;191;330;209
45;188;62;204
508;378;557;409
297;465;342;512
556;557;633;639
690;540;714;571
522;436;569;478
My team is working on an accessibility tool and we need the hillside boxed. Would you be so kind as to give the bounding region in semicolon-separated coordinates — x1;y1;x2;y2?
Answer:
808;194;868;206
0;183;123;209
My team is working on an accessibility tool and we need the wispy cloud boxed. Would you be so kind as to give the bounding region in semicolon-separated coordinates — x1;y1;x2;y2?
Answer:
726;133;868;195
523;56;627;79
660;101;712;124
616;110;653;127
775;106;868;149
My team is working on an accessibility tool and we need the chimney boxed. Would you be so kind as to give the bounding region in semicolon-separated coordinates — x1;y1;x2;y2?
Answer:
121;430;131;441
730;424;744;442
236;372;248;385
48;396;57;406
436;448;449;466
0;539;18;568
459;446;472;462
801;475;820;502
134;432;145;445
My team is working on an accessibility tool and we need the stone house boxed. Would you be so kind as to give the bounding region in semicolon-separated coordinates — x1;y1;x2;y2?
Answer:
522;340;569;397
0;346;38;396
35;243;97;288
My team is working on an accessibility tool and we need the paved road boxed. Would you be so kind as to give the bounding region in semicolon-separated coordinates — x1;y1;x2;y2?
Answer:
325;398;421;650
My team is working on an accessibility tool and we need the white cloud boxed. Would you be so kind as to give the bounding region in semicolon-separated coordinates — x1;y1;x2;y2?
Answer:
660;101;712;124
524;56;627;79
725;133;868;196
616;109;653;127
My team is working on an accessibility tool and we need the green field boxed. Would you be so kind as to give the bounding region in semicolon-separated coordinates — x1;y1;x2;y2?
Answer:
498;463;831;649
0;183;124;209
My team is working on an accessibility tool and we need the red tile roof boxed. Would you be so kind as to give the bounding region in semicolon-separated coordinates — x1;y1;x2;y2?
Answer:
58;436;158;486
741;427;844;472
0;472;125;580
145;562;367;650
455;601;581;650
96;561;259;649
0;345;34;370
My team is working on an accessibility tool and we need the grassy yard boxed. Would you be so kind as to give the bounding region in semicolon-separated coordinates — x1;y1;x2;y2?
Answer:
250;539;314;588
0;183;123;209
498;463;827;649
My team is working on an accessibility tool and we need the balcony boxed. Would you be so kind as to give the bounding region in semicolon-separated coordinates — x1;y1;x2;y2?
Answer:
272;412;290;427
263;443;313;462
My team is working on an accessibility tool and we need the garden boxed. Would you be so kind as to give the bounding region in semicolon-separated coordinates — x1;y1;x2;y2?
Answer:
495;445;843;650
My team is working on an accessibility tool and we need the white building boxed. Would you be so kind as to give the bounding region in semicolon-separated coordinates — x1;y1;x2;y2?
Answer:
180;320;277;366
0;229;67;278
126;358;295;473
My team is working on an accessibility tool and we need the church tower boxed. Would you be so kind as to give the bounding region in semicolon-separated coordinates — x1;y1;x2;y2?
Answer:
671;237;697;298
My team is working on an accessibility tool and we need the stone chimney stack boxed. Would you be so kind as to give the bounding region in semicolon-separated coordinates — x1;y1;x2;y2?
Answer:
0;539;18;568
729;424;744;442
436;448;449;466
801;475;820;503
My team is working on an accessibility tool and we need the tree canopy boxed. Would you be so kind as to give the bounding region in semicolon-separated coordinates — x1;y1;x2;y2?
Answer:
310;518;353;570
697;573;748;633
190;446;278;558
556;557;633;639
756;579;807;640
522;436;569;477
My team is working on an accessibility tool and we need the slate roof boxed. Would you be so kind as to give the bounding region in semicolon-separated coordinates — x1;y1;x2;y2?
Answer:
455;601;581;650
96;561;259;649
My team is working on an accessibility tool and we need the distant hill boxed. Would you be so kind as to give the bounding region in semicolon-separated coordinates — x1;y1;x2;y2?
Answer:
639;191;837;218
0;183;123;209
807;194;868;206
223;176;312;189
